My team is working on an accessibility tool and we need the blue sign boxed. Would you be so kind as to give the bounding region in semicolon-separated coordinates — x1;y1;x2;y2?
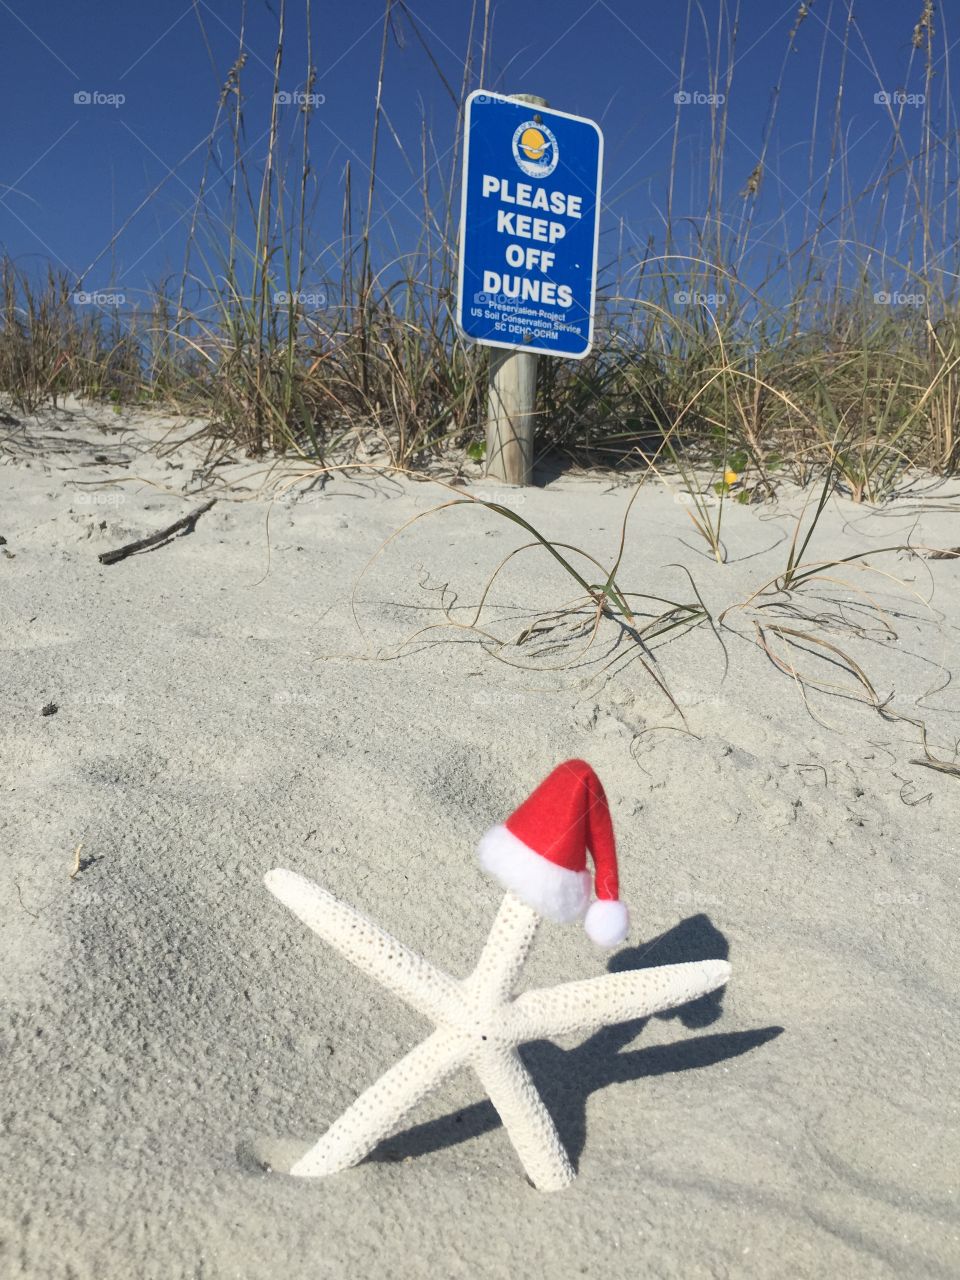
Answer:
456;91;603;359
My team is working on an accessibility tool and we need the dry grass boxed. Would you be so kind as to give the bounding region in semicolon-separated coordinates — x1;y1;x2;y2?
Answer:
254;454;956;784
1;0;958;506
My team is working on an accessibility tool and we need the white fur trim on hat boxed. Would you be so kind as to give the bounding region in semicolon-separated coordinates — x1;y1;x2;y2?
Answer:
584;898;630;947
478;824;591;923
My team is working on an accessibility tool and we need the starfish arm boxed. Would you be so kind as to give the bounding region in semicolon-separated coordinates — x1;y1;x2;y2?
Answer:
290;1029;469;1178
509;960;731;1040
465;893;541;1006
265;869;460;1023
472;1046;575;1192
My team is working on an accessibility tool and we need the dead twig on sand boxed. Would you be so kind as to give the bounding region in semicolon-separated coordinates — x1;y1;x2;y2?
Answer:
69;834;87;879
911;755;960;777
910;724;960;777
98;498;217;565
14;882;39;918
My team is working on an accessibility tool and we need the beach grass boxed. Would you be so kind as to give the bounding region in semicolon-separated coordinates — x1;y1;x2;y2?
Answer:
1;0;957;501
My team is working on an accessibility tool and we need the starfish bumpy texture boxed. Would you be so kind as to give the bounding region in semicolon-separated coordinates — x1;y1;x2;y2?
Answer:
265;868;731;1191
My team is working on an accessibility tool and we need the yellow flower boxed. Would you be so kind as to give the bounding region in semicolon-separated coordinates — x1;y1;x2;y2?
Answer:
723;468;739;486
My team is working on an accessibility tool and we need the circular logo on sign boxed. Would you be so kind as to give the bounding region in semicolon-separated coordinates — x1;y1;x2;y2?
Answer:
511;120;559;178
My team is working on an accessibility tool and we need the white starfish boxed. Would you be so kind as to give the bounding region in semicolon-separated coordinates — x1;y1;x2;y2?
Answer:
265;868;731;1192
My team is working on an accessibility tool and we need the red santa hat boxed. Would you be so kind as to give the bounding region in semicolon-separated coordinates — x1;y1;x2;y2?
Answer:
477;759;630;947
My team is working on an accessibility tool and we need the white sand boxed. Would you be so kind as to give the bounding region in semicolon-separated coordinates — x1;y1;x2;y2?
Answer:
2;402;959;1278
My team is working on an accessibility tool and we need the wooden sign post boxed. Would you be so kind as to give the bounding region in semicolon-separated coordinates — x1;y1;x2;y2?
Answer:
485;94;548;486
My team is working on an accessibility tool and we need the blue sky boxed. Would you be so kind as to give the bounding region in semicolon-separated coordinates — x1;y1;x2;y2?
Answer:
0;0;954;303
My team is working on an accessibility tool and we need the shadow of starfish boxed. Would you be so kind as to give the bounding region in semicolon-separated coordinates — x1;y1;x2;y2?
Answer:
375;914;781;1169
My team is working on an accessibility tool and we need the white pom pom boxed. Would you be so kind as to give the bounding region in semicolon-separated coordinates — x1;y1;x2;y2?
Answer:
584;899;629;947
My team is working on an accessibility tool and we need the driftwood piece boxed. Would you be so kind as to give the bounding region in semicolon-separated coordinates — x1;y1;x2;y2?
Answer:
98;498;217;566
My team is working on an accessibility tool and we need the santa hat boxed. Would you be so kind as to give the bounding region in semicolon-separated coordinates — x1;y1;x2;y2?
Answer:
478;759;630;947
